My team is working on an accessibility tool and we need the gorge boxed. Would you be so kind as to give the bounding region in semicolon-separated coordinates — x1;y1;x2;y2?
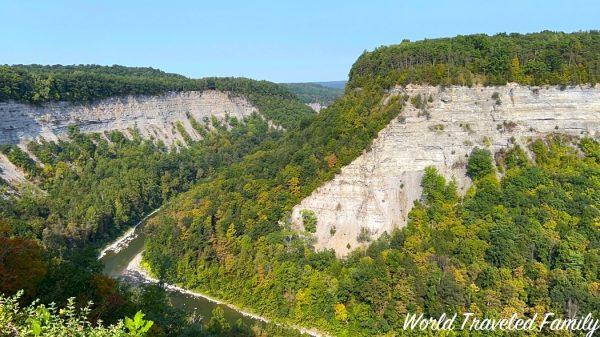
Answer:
2;30;599;337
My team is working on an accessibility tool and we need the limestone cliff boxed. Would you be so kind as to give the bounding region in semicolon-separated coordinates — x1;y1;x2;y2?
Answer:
291;84;600;256
0;90;258;146
0;154;28;188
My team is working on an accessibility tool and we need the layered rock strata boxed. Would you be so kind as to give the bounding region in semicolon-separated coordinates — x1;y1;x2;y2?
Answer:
0;90;257;146
291;84;600;256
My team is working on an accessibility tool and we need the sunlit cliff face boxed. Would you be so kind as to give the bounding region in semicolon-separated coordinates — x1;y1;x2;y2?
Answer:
292;84;600;256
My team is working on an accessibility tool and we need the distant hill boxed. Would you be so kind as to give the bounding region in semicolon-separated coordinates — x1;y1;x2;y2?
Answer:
313;80;346;90
280;82;344;105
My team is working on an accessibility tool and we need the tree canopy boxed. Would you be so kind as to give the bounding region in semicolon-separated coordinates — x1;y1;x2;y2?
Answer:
280;82;344;105
0;65;314;129
145;135;600;336
348;31;600;88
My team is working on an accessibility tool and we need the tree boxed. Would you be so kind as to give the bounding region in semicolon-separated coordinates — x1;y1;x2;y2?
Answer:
302;210;318;233
510;56;523;82
334;303;348;322
204;307;230;336
0;237;47;297
466;147;495;180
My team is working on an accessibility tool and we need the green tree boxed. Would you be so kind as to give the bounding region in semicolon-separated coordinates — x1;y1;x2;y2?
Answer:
301;210;318;233
204;307;230;336
466;147;495;180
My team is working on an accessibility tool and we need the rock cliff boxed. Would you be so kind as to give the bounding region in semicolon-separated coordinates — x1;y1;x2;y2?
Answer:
0;90;258;146
291;84;600;256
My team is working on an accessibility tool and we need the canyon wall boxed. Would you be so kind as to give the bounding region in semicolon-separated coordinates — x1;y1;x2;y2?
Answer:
0;90;258;146
291;84;600;256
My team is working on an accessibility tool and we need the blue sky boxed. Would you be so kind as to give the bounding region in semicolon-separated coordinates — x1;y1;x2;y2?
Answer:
1;0;599;82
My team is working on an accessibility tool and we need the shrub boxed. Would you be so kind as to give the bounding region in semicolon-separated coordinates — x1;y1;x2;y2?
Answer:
301;210;318;233
491;92;501;105
0;291;152;337
467;147;495;179
357;227;372;243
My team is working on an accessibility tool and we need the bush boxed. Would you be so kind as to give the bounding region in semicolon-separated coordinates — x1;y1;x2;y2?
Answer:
357;227;372;243
466;147;495;179
0;291;152;337
301;210;318;233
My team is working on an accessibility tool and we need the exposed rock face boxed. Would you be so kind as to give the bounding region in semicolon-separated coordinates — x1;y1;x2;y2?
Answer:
307;103;326;113
0;154;27;188
291;84;600;256
0;90;258;146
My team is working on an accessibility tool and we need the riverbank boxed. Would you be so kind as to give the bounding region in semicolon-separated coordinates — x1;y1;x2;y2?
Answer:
97;208;329;337
125;251;328;337
98;208;161;259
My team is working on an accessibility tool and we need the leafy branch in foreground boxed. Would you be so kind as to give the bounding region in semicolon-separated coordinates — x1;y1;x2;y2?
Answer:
0;291;153;337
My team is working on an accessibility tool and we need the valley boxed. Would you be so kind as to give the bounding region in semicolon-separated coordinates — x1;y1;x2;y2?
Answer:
1;30;599;337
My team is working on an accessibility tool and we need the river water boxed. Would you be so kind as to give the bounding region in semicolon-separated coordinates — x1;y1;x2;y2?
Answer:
99;215;264;328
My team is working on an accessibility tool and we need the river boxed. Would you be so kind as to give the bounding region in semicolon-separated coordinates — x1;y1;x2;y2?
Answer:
98;210;267;329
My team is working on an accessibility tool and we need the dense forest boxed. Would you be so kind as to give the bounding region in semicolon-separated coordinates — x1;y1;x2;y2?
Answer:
0;64;195;104
145;134;600;336
2;31;599;337
349;31;600;88
139;30;600;336
0;73;313;336
0;65;314;129
280;82;344;105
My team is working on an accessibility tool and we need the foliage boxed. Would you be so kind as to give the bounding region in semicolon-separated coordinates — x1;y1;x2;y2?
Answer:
0;236;47;298
204;307;230;336
2;115;281;251
281;82;344;105
301;210;318;233
144;136;600;336
348;31;600;88
124;312;153;337
0;64;194;104
466;147;495;180
0;291;141;337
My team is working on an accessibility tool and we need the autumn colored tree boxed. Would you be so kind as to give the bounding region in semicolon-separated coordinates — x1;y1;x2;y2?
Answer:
0;236;47;297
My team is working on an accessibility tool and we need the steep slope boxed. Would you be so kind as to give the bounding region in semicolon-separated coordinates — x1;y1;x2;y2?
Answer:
0;153;28;187
0;90;257;146
141;31;600;336
291;84;600;255
0;66;315;187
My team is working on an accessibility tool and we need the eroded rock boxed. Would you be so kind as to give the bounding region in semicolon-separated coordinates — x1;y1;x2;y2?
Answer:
0;90;257;146
291;84;600;256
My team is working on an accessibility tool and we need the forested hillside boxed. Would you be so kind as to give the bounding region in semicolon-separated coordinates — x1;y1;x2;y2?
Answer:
146;135;600;336
142;31;600;336
0;69;313;336
349;31;600;88
0;65;314;129
281;82;344;105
